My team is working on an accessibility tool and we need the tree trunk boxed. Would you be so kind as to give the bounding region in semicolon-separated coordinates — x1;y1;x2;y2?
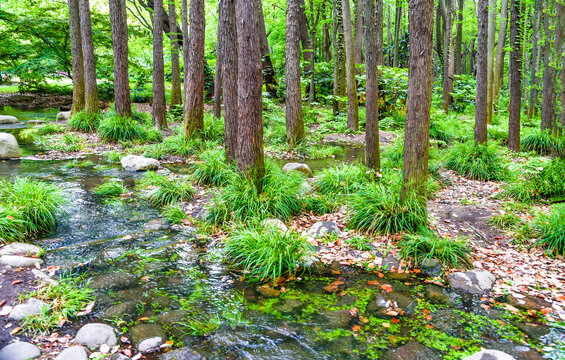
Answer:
153;0;167;128
454;0;464;74
78;0;99;115
402;0;433;199
376;0;384;66
286;0;305;148
365;0;380;170
527;0;541;119
68;0;85;115
558;0;565;128
387;4;392;66
493;0;508;105
541;0;555;132
486;0;496;124
109;0;131;118
354;0;364;64
257;0;278;99
475;0;488;143
469;39;475;76
323;11;332;61
342;0;359;130
169;0;182;107
308;1;319;104
236;0;265;192
442;0;453;112
393;0;402;67
183;0;205;136
214;1;224;119
219;0;238;162
508;0;522;151
435;4;443;68
333;0;347;115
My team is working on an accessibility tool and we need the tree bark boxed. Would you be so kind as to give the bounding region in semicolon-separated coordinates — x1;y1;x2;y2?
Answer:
214;1;224;119
354;0;364;64
78;0;99;115
393;0;402;67
342;0;359;130
257;0;279;99
435;4;443;67
323;10;332;61
475;0;488;143
376;0;384;66
493;0;508;105
183;0;205;136
454;0;464;74
168;0;182;107
181;0;189;86
308;1;320;104
541;0;555;132
486;0;496;124
387;4;392;66
236;0;265;192
442;0;453;112
153;0;167;128
557;0;565;129
365;0;380;170
508;0;522;151
402;0;433;199
286;0;306;148
68;0;85;115
333;0;347;115
109;0;131;118
527;0;541;119
469;38;475;75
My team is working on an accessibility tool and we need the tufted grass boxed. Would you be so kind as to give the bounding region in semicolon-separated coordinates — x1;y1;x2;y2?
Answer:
398;230;471;269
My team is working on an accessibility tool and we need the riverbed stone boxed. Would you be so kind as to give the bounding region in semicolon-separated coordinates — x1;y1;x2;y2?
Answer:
307;221;341;238
9;298;49;321
425;284;451;304
0;115;19;124
0;255;43;267
28;120;45;125
129;324;166;352
463;350;516;360
257;285;281;298
273;298;304;314
448;270;496;295
157;310;188;326
102;301;139;320
57;111;71;121
0;342;41;360
382;341;439;360
261;218;288;232
75;323;118;349
54;346;88;360
282;162;313;177
421;258;443;277
159;347;204;360
0;243;41;257
382;253;401;271
320;309;355;328
121;155;159;172
90;272;138;291
507;293;552;312
0;133;21;159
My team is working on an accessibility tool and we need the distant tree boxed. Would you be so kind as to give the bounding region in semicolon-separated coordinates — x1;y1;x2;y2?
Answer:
475;0;488;143
486;0;496;124
393;0;402;67
364;0;380;170
109;0;131;118
342;0;359;130
257;0;278;99
508;0;523;151
333;0;347;115
78;0;99;115
286;0;305;148
168;0;182;107
153;0;167;128
68;0;85;115
354;0;364;64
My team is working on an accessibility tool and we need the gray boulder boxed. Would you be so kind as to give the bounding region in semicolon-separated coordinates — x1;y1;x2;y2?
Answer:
261;218;288;232
74;323;118;349
9;298;49;321
0;342;41;360
159;347;204;360
382;341;439;360
282;163;313;177
463;350;516;360
0;133;21;159
54;346;88;360
57;111;71;121
0;115;19;124
129;324;166;352
0;255;43;267
307;221;341;238
90;272;138;291
102;301;138;320
121;155;159;172
448;271;496;295
0;243;41;257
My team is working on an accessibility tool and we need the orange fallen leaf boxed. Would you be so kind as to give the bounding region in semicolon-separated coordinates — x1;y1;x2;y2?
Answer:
413;269;421;273
351;325;361;332
380;284;393;293
141;276;150;282
10;327;22;335
540;308;552;315
391;318;400;324
425;315;432;321
425;324;434;329
377;273;384;278
367;280;379;286
12;280;22;285
138;317;149;321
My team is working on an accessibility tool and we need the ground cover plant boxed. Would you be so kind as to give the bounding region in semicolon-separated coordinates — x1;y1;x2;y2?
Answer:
445;141;508;181
93;179;129;197
68;111;101;132
534;204;565;257
398;230;472;269
190;148;236;186
139;172;195;207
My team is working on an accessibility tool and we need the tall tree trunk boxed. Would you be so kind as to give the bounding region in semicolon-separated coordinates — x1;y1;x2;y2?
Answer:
387;4;392;66
365;0;380;170
333;0;347;115
323;11;332;61
182;0;189;86
308;1;320;104
169;0;182;107
183;0;205;136
454;0;464;74
214;2;224;119
354;0;364;64
435;4;444;68
508;0;522;151
342;0;359;130
376;0;384;66
442;0;453;112
402;0;433;199
486;0;496;124
219;0;238;162
393;0;402;67
558;0;565;129
527;0;541;119
78;0;99;115
541;0;555;132
257;0;278;99
475;0;488;143
470;38;475;76
493;0;509;105
153;0;167;128
286;0;305;148
109;0;131;118
236;0;265;192
68;0;85;115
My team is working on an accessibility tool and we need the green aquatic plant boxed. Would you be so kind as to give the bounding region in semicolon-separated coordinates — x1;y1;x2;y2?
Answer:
64;159;95;169
140;172;195;207
93;179;128;197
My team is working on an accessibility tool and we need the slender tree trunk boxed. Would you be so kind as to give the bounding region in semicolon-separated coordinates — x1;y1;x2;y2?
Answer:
475;0;488;143
109;0;131;118
387;4;392;66
403;0;433;199
354;0;364;64
342;0;359;130
493;0;509;105
257;0;278;99
376;0;384;66
393;0;402;67
333;0;347;115
78;0;99;115
169;0;182;107
183;0;205;136
286;0;305;148
470;39;476;76
182;0;189;87
308;1;319;104
442;0;453;112
454;0;464;74
528;0;541;119
236;0;265;191
214;2;224;119
323;11;332;61
68;0;85;115
541;0;555;132
558;0;565;129
435;4;444;68
219;0;238;162
486;0;496;124
365;0;380;170
508;0;522;151
153;0;167;128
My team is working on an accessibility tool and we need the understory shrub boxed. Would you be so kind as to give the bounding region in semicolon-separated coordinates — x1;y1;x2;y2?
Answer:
398;230;471;269
162;204;187;225
191;148;236;186
93;179;128;197
534;204;565;257
445;141;508;181
140;172;195;207
68;111;101;132
97;114;150;142
313;163;372;196
224;227;314;282
488;212;521;230
36;123;64;135
507;158;565;202
303;194;342;215
521;131;565;155
347;180;427;235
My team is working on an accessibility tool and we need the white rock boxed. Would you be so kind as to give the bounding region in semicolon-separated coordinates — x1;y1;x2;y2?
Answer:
0;342;41;360
307;221;341;238
57;111;71;121
0;115;19;124
261;218;288;232
447;271;496;295
54;346;88;360
0;243;41;257
463;349;516;360
282;162;313;177
0;255;43;267
31;269;58;285
9;298;49;321
120;155;159;172
0;133;21;159
74;323;118;349
137;337;163;352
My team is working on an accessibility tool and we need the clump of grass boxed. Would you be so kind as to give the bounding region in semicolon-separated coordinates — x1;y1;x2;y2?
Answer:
93;179;128;197
139;172;195;207
445;141;508;181
207;163;304;224
20;275;94;335
190;148;236;186
36;123;64;135
64;159;95;169
398;230;471;269
68;111;101;132
313;163;372;196
345;235;372;251
98;113;150;142
347;180;427;235
0;208;27;243
488;212;521;230
162;204;187;225
303;194;342;215
224;227;314;282
534;204;565;257
102;150;124;163
521;131;564;155
507;158;565;202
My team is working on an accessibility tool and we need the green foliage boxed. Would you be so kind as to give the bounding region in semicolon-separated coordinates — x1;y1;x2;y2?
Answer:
345;235;372;251
162;204;187;225
139;172;195;207
507;158;565;202
63;159;95;169
398;230;471;269
36;123;64;135
521;131;565;155
97;113;152;142
224;226;314;282
450;75;476;113
377;66;409;117
303;194;342;215
347;180;427;235
93;179;128;197
445;141;508;181
488;212;521;230
534;204;565;257
68;111;101;132
313;163;372;196
190;148;236;186
0;208;27;243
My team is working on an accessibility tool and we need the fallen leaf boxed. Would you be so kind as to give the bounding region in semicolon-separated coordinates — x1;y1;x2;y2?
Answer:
11;280;22;285
0;306;12;316
425;314;432;321
10;327;21;335
0;300;6;307
367;280;379;286
141;276;150;282
100;344;110;353
138;317;149;321
382;322;390;328
380;284;393;293
351;325;361;332
391;318;400;324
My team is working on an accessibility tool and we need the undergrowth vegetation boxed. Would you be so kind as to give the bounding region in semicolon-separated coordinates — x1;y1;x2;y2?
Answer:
534;204;565;257
445;141;508;181
93;179;128;197
507;158;565;202
191;148;236;186
398;230;471;269
68;111;101;132
98;113;161;143
139;172;195;207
